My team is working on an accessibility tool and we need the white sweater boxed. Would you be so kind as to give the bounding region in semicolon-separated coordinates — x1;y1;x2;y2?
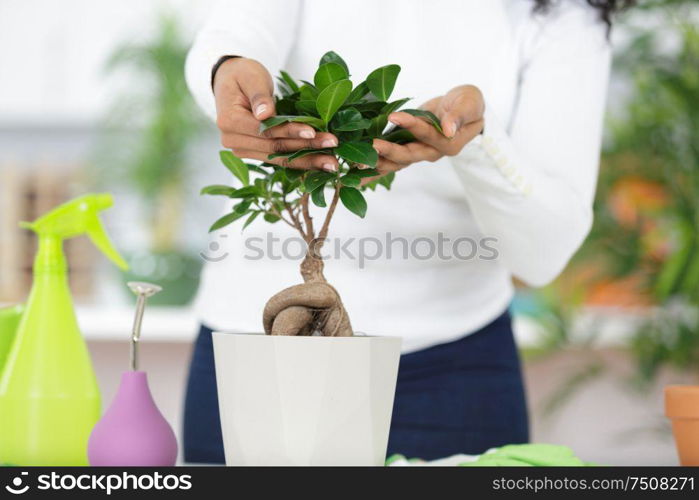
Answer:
186;0;611;352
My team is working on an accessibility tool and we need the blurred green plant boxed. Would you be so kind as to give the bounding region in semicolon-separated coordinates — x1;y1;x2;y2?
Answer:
528;0;699;414
593;2;699;384
95;13;207;305
98;13;205;252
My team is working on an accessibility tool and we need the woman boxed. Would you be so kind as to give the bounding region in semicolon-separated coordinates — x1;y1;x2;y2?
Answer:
183;0;628;462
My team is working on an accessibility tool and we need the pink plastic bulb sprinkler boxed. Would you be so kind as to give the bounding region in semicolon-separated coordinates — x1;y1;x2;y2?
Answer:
88;282;178;466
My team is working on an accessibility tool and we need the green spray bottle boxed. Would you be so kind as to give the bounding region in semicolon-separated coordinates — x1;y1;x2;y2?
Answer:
0;193;128;465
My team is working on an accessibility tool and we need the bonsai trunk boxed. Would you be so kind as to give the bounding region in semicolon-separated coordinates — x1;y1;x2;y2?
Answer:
262;188;353;337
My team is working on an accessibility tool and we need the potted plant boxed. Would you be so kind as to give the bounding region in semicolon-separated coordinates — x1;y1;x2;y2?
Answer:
665;385;699;466
202;51;441;465
97;13;206;305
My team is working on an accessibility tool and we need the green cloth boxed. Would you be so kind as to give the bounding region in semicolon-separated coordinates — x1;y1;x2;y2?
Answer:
460;444;590;467
385;443;593;466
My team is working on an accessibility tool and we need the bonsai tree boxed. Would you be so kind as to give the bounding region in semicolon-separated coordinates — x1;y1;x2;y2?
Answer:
202;51;443;337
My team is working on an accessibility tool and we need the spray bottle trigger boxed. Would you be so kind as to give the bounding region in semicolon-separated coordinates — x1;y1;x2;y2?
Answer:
87;218;129;271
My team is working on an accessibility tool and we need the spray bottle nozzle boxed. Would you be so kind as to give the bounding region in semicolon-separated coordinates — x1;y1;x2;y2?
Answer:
20;193;128;271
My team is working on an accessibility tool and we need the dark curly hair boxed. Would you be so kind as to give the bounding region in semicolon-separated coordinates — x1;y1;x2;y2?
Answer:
533;0;635;29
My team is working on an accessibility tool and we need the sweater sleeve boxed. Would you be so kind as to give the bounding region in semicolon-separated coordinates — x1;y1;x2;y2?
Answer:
185;0;302;120
450;3;611;287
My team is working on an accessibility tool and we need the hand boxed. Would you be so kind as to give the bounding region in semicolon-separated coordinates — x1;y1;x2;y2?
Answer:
214;58;339;172
371;85;485;175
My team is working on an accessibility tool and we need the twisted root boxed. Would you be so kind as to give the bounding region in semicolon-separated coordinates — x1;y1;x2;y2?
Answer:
262;282;353;336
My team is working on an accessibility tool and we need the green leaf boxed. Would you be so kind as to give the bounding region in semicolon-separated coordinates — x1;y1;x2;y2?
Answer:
366;64;401;101
233;200;252;213
311;186;327;207
270;168;286;184
209;210;245;232
264;213;281;223
279;70;299;93
242;211;261;230
269;148;332;162
304;171;335;192
319;51;349;74
276;77;295;98
288;148;332;161
316;79;352;124
367;114;388;137
353;100;386;118
295;100;318;116
378;172;396;189
339;187;367;218
332;107;360;123
401;109;444;133
248;164;269;175
219;150;250;186
348;168;380;178
253;178;268;195
267;151;294;160
382;128;416;144
382;97;411;115
275;94;297;111
363;179;378;191
335;118;371;132
200;184;235;196
347;81;370;103
284;168;306;181
230;185;260;198
337;129;363;143
335;141;378;167
340;174;361;187
314;62;348;91
259;115;325;132
299;84;319;101
331;108;372;131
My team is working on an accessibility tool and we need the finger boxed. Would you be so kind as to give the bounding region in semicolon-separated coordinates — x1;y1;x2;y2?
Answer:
217;104;261;135
421;96;441;114
439;85;485;138
219;108;338;145
262;126;338;149
232;149;339;172
262;122;318;140
374;137;442;165
388;112;451;151
375;157;404;176
222;133;338;154
450;119;486;149
237;66;276;120
359;158;403;185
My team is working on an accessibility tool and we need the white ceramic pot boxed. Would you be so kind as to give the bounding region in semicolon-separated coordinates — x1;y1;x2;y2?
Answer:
212;333;401;466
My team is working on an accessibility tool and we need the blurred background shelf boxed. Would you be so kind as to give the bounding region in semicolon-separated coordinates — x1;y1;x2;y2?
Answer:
75;306;644;346
76;306;198;342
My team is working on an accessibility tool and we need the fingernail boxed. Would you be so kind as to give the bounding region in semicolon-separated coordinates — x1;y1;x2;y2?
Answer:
300;130;315;139
389;117;401;126
358;164;370;170
254;104;267;117
321;139;337;148
449;122;459;137
322;163;337;172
